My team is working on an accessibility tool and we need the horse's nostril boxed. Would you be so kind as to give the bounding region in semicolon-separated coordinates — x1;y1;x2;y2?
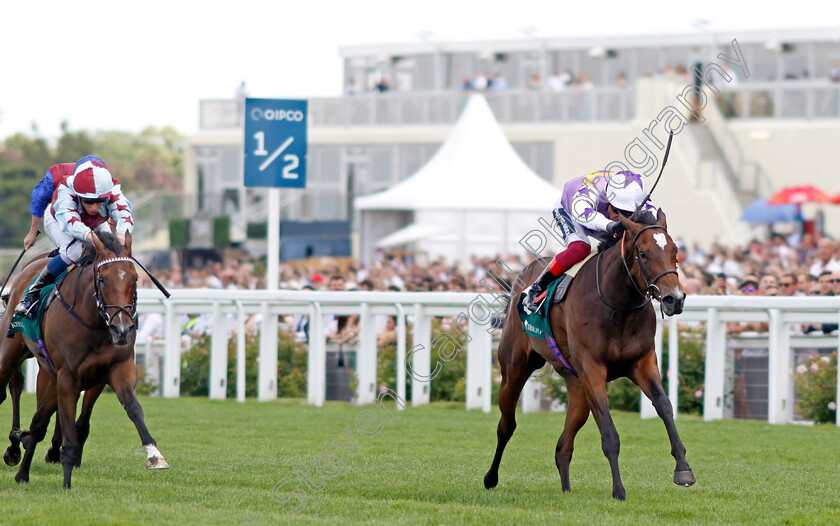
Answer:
662;295;675;305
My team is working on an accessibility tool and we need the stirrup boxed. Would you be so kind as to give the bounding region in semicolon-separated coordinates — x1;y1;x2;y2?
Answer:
15;297;38;318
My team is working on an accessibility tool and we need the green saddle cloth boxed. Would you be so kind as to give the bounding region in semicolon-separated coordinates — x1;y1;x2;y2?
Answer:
516;277;564;339
7;270;67;342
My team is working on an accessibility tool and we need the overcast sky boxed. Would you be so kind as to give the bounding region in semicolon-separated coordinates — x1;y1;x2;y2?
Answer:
1;1;837;139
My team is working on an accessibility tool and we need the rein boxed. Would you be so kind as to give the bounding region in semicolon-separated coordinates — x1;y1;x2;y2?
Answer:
94;257;138;327
596;225;677;313
56;256;137;331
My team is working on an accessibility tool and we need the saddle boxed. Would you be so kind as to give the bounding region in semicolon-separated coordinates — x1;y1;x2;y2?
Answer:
515;251;596;376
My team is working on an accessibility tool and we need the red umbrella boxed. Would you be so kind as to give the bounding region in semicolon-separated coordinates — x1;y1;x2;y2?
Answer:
767;185;830;205
831;193;840;205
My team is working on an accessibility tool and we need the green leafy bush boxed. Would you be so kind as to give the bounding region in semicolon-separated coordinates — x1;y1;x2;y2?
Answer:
180;330;307;398
794;351;837;424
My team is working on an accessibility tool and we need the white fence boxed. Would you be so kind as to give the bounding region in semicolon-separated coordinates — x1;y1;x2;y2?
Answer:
23;290;840;426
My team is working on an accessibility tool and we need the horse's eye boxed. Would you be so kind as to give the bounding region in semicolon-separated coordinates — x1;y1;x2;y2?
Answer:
639;251;648;260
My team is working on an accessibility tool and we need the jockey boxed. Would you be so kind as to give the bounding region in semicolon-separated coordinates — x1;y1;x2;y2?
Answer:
524;170;658;312
16;155;134;318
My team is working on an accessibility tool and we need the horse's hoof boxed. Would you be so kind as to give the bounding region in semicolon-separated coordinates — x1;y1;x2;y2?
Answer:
613;487;627;501
45;447;60;464
147;456;169;470
15;471;29;484
674;469;696;487
483;472;498;490
4;448;21;466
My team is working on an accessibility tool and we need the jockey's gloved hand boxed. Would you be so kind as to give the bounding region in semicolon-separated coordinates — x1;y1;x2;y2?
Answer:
606;221;625;236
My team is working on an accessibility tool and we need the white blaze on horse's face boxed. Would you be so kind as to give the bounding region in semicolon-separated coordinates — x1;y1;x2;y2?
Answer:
653;232;667;250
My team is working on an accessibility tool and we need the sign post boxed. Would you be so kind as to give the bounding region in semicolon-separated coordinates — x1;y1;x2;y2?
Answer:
244;99;307;402
243;98;308;290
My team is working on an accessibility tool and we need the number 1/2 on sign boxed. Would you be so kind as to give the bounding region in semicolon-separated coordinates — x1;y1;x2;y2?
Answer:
253;132;300;179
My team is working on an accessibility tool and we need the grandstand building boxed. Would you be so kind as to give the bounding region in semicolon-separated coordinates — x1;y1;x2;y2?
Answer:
178;27;840;262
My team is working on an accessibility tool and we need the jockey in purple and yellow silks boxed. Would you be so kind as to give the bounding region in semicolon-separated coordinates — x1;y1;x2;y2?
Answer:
524;170;658;312
16;155;134;318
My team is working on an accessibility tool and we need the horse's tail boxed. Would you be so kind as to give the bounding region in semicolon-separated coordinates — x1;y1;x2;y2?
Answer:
490;292;512;329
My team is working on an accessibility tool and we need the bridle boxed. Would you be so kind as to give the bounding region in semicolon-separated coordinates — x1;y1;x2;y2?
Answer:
94;256;138;328
596;224;678;312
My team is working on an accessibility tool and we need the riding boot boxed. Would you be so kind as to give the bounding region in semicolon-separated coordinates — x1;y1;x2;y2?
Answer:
525;265;558;313
15;266;57;319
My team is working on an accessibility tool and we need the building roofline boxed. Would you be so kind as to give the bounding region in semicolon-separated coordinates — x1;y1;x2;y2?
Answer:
339;27;840;58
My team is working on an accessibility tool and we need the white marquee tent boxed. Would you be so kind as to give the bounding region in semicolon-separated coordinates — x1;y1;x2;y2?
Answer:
354;94;562;264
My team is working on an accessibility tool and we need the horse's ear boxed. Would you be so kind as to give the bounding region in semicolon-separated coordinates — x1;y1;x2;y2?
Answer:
90;231;106;255
124;232;132;255
618;212;638;232
656;208;668;229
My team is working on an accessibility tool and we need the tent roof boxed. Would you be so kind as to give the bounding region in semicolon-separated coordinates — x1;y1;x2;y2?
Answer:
354;94;560;212
374;223;451;248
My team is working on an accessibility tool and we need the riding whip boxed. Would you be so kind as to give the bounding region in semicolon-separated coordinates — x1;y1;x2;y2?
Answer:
0;230;40;300
636;131;674;215
131;256;172;299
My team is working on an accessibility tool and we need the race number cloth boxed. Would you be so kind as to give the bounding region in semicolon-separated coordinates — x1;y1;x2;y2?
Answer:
515;251;595;376
7;270;70;372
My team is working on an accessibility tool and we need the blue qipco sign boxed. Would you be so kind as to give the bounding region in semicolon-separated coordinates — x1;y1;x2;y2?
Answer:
243;98;307;188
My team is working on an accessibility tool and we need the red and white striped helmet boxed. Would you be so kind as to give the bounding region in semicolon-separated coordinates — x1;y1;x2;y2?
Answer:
68;155;114;200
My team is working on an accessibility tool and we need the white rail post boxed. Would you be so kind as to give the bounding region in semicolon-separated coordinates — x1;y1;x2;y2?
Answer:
668;316;679;418
836;308;840;427
703;308;726;420
395;304;407;410
521;373;542;413
355;303;377;405
767;309;792;424
209;301;228;399
162;300;181;398
410;303;432;407
24;359;37;393
307;302;326;407
466;310;492;412
257;301;278;402
641;318;665;419
235;300;246;403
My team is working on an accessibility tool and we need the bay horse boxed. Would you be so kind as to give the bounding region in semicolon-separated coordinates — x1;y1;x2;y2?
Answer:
484;209;695;500
0;254;104;471
0;231;168;488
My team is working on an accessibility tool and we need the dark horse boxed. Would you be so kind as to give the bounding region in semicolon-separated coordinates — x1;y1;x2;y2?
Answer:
484;209;695;500
0;231;168;488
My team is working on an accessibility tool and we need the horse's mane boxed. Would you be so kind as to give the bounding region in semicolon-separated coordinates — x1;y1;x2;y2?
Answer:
597;209;659;254
96;231;123;256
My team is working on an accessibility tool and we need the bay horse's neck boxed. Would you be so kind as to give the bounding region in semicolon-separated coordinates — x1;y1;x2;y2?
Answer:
596;242;649;314
68;263;104;328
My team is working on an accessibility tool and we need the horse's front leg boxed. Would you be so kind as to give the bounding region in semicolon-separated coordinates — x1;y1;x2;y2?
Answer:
56;369;81;489
578;358;626;500
630;352;695;487
555;373;589;493
15;373;58;484
4;367;25;466
109;361;169;470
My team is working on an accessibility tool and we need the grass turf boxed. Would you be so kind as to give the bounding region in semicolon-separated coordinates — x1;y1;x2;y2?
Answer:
0;393;837;525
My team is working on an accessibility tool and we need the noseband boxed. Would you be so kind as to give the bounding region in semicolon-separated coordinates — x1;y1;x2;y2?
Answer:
596;224;678;312
94;257;138;327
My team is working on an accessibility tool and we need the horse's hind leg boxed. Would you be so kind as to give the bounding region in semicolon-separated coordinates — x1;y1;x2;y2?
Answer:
110;361;169;470
16;375;58;484
72;384;105;467
484;348;545;490
4;368;24;466
629;352;695;487
555;375;589;493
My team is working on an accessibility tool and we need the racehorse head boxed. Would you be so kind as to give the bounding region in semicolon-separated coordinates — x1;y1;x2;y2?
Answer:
90;232;138;346
618;209;685;316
